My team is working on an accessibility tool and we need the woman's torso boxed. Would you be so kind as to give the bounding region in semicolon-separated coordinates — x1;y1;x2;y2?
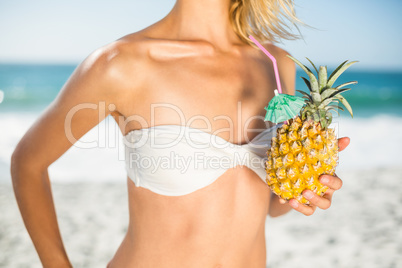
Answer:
106;26;286;267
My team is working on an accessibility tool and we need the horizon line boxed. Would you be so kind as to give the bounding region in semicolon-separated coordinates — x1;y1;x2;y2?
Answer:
1;61;402;73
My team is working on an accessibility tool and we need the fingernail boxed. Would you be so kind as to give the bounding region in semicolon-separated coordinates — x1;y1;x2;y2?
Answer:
290;200;298;208
320;177;329;184
303;190;314;199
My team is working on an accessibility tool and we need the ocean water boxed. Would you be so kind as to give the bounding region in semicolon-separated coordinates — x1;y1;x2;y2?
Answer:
1;63;401;182
1;63;401;116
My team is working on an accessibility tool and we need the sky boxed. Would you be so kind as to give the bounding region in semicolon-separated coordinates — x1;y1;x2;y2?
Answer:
0;0;401;71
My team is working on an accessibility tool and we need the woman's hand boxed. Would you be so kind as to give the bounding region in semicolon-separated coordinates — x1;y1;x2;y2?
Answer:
279;137;350;216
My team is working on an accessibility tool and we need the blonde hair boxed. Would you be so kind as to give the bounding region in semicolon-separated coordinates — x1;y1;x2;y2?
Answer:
229;0;308;48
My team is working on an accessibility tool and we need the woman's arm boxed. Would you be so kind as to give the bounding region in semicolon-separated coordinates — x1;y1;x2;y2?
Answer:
10;42;127;267
268;194;293;217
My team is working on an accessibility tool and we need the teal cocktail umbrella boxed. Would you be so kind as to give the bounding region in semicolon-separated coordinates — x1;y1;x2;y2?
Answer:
264;89;305;123
249;35;306;123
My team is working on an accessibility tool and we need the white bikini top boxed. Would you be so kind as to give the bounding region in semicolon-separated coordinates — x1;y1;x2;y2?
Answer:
123;124;278;196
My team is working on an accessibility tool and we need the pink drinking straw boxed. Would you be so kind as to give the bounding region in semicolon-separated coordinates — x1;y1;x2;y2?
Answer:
249;35;282;94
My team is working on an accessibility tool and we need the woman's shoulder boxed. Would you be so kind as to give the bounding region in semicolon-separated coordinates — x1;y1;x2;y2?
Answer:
85;30;192;77
250;40;295;73
76;32;151;91
259;41;296;94
261;42;294;66
87;32;147;69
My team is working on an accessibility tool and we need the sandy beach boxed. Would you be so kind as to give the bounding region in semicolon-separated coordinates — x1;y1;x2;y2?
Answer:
1;166;401;268
1;114;402;267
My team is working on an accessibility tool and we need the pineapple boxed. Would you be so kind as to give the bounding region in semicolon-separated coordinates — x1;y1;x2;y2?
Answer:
265;56;358;205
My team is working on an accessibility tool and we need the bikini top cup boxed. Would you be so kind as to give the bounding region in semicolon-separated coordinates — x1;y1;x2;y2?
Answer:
123;124;279;196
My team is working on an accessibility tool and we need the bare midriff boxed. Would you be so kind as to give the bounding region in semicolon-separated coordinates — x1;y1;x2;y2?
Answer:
103;16;290;265
106;166;271;268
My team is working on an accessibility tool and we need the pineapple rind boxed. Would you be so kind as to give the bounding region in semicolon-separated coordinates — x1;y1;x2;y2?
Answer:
266;57;356;206
265;117;338;206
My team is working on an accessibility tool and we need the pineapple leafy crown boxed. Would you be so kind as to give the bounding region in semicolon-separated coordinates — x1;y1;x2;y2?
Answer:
287;55;358;129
